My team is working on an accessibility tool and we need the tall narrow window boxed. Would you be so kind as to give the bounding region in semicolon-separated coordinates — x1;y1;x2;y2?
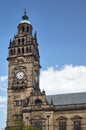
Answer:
29;46;31;53
26;47;29;53
74;121;81;130
71;115;82;130
14;115;23;127
26;46;32;53
18;39;20;45
22;26;25;32
22;47;24;54
18;48;20;54
27;26;29;32
59;121;66;130
13;49;15;55
22;38;24;45
10;49;12;56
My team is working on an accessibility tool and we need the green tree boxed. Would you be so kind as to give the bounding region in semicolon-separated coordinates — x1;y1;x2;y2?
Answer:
24;126;39;130
6;120;39;130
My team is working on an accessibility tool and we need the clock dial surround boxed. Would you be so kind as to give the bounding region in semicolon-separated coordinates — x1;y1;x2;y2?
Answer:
16;71;25;80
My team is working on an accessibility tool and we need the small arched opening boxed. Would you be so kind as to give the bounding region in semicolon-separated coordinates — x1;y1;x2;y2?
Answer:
35;99;42;108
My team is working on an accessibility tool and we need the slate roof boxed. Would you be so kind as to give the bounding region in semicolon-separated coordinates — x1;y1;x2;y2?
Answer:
46;92;86;105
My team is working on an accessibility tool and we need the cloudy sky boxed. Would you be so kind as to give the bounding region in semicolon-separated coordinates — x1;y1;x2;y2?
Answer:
0;0;86;129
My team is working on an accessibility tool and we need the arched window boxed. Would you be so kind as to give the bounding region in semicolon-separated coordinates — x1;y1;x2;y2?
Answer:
18;48;20;54
27;26;29;32
13;49;15;55
22;26;25;32
29;46;31;53
22;47;24;54
22;38;24;45
10;49;12;56
26;46;31;53
35;99;42;107
26;47;29;53
18;39;20;45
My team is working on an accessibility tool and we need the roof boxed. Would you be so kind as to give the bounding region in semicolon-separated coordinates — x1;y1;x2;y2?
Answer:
20;20;30;24
46;92;86;105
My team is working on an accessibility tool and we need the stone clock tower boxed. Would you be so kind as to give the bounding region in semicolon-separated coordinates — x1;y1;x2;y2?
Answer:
7;10;40;127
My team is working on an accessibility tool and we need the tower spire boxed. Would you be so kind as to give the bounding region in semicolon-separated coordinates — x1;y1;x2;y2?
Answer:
24;8;26;16
20;9;31;24
22;9;29;21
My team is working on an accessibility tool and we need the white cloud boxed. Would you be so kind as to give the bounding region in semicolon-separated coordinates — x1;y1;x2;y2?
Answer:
0;95;7;124
0;96;7;103
0;96;7;109
0;65;86;129
0;76;8;82
0;104;6;108
0;96;7;130
0;75;8;92
40;65;86;95
0;75;7;112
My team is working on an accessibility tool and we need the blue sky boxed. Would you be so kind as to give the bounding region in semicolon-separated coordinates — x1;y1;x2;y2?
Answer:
0;0;86;129
0;0;86;72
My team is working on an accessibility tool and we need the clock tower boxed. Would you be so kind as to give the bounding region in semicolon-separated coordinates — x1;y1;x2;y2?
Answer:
7;10;40;127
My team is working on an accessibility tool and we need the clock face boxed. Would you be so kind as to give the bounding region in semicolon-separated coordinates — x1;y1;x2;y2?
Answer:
16;71;25;80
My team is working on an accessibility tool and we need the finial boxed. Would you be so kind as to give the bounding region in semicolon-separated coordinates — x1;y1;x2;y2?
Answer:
42;89;45;95
22;9;28;21
24;8;26;16
20;9;31;24
51;98;53;105
10;39;11;44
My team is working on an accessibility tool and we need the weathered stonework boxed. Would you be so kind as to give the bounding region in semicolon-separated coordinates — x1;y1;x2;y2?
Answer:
6;11;86;130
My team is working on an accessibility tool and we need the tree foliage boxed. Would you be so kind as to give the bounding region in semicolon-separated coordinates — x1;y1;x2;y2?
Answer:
24;126;39;130
6;126;39;130
6;120;39;130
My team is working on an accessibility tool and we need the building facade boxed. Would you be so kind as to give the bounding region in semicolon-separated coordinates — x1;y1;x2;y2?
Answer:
6;11;86;130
